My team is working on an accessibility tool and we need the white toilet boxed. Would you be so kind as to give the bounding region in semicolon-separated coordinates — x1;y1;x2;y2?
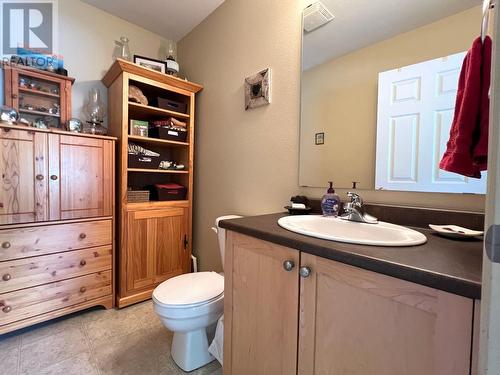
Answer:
152;215;242;372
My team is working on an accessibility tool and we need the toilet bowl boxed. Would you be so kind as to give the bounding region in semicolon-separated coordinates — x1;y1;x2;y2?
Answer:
152;215;242;372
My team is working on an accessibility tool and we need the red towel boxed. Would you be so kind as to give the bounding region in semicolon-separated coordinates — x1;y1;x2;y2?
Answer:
473;36;492;170
439;36;492;178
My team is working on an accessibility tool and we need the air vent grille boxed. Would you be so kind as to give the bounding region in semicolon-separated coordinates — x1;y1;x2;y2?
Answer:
303;1;334;33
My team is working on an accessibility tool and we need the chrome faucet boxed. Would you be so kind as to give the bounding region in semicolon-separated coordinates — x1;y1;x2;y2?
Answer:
341;192;378;224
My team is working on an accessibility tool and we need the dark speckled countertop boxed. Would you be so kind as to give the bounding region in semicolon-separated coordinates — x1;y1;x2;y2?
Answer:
219;213;483;300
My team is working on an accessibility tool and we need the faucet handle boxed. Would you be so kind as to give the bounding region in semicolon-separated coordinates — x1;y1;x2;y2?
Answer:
347;192;363;206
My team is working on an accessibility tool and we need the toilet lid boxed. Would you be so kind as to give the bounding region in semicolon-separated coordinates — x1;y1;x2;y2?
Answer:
153;271;224;306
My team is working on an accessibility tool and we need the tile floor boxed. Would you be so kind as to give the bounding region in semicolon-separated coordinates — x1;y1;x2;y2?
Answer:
0;300;222;375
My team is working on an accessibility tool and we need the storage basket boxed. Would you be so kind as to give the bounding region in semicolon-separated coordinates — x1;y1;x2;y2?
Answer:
150;97;187;114
127;190;150;203
152;183;187;201
149;120;188;142
128;143;161;169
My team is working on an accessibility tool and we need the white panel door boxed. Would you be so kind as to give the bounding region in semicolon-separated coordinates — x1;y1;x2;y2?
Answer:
376;52;487;194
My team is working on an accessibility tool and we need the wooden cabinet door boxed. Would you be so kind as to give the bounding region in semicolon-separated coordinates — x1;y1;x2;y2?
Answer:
224;232;300;375
0;128;48;224
298;253;474;375
48;134;113;220
125;207;188;292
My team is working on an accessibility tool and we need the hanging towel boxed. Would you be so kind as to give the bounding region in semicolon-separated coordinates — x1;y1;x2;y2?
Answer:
439;37;491;178
473;35;492;170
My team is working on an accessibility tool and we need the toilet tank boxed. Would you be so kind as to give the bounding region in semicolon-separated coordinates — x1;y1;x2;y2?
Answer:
213;215;243;270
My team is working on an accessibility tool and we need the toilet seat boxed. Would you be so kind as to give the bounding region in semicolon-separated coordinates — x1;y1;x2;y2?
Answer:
153;271;224;308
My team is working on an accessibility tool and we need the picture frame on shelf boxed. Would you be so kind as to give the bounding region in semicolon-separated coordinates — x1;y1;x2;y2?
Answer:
133;55;166;74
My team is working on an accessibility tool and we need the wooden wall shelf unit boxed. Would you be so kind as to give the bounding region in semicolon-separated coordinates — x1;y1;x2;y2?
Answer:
4;64;74;129
102;58;203;308
0;124;116;334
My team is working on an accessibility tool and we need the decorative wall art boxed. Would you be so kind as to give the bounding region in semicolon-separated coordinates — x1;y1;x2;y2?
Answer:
315;132;325;145
244;68;271;110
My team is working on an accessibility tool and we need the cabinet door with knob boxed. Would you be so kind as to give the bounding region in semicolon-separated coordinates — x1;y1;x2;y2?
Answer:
48;134;114;220
224;231;300;375
298;253;474;375
0;128;48;224
123;207;189;298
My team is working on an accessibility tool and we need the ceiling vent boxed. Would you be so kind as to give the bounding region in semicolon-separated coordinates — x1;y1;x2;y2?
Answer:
303;1;334;33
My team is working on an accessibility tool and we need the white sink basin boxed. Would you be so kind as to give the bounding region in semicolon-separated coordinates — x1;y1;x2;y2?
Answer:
278;215;427;246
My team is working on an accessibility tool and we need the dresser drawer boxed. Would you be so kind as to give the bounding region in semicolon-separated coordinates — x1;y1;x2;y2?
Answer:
0;220;112;261
0;246;112;293
0;270;112;326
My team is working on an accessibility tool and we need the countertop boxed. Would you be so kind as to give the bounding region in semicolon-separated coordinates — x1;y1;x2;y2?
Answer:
219;213;483;299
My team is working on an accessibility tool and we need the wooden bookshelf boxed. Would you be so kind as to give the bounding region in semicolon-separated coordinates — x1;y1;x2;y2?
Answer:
103;59;203;308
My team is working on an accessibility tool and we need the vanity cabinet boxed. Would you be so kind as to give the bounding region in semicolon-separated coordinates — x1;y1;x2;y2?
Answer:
224;231;477;375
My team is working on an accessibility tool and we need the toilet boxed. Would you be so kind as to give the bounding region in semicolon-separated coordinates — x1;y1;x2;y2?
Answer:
153;215;242;372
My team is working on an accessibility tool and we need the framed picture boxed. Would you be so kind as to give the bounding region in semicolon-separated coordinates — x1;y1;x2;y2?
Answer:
134;55;166;74
315;132;325;145
245;68;271;110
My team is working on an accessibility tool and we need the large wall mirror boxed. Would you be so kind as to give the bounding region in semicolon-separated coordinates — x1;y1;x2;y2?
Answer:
300;0;486;194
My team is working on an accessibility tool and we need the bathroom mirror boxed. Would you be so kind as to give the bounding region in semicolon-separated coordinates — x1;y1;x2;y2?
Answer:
300;0;487;193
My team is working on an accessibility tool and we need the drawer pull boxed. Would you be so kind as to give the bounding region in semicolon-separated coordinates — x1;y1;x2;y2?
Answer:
1;242;11;249
2;274;11;281
2;306;11;313
50;175;58;181
80;287;87;293
80;259;87;266
36;174;44;181
79;233;86;239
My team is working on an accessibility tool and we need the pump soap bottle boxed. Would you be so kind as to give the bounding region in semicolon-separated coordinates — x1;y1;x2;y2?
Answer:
321;181;340;217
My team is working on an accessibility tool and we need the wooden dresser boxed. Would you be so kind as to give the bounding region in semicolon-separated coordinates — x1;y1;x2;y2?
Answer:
0;124;115;334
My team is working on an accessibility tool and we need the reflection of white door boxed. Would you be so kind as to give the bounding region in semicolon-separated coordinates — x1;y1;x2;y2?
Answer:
376;52;487;194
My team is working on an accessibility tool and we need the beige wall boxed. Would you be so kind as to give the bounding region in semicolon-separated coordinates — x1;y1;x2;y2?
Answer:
178;0;304;271
301;6;482;189
59;0;173;126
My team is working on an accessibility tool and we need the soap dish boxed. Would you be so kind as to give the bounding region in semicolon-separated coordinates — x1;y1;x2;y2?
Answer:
284;206;312;215
428;224;483;239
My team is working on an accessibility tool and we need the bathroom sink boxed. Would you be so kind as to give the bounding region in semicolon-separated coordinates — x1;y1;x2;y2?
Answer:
277;215;427;246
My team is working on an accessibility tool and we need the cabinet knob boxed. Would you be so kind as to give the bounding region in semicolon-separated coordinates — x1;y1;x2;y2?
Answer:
80;287;87;293
2;274;11;281
283;260;295;272
2;305;11;313
35;174;44;181
299;266;312;278
80;259;87;267
50;175;58;181
79;233;86;239
1;242;11;249
12;94;18;99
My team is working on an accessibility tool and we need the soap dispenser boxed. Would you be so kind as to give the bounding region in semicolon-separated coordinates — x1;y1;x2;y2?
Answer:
321;181;340;217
